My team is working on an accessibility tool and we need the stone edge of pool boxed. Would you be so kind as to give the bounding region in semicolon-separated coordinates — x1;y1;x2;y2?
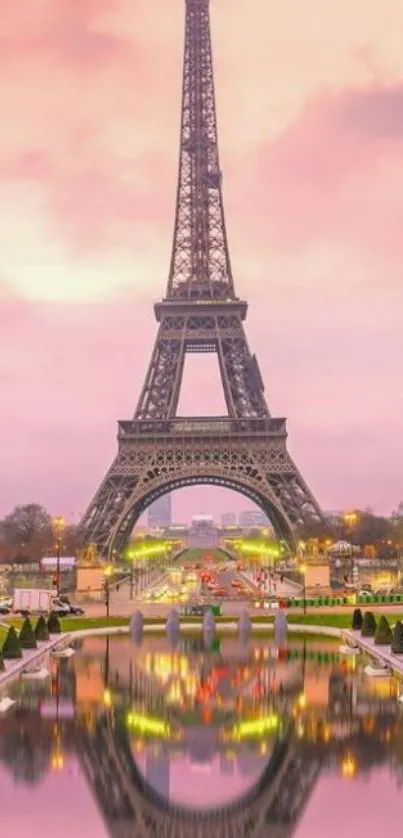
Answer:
0;623;341;689
2;622;403;689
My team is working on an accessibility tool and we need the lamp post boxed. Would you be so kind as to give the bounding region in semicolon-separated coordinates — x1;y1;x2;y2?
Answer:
104;565;113;618
52;516;65;597
300;563;307;614
344;512;358;584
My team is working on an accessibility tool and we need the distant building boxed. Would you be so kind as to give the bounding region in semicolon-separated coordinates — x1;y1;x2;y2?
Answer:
189;515;218;548
221;512;237;527
40;556;76;570
147;495;172;529
238;509;269;528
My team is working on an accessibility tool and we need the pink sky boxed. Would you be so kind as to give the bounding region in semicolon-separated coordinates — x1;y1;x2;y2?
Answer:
0;0;402;523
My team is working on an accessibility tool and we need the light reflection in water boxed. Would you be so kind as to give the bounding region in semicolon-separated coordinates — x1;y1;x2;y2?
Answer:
0;634;403;837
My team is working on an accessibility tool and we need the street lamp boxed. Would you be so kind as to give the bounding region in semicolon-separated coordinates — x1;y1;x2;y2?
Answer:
299;563;307;614
104;565;113;618
52;516;65;597
344;512;358;584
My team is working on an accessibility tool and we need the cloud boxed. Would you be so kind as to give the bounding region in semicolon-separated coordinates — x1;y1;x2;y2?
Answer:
0;1;402;519
230;83;403;289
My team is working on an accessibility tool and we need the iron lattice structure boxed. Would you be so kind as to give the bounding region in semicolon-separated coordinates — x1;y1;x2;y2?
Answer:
78;717;322;838
79;0;323;556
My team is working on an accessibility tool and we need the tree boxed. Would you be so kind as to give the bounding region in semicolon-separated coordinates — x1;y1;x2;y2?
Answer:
0;650;4;672
361;611;377;637
47;612;61;634
1;504;52;559
351;608;363;630
2;626;22;659
351;511;392;549
392;503;403;549
374;615;392;645
34;615;49;642
19;618;37;650
392;621;403;654
63;524;79;556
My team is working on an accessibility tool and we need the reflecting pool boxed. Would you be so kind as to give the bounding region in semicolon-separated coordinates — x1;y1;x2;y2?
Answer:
1;634;403;837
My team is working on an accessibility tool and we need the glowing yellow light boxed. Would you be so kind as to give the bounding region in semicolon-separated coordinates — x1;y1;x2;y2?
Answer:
126;711;170;737
344;512;358;528
103;688;113;707
297;694;307;710
104;565;113;577
323;726;331;742
341;754;357;778
234;714;279;738
51;751;65;771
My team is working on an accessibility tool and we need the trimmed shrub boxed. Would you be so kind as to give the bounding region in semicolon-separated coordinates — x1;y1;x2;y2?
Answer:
391;621;403;654
47;611;61;634
361;611;377;637
19;617;37;650
2;626;22;659
34;615;50;642
352;608;363;630
374;615;392;645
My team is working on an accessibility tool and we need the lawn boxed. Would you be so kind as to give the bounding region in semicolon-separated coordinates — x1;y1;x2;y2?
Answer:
1;610;402;640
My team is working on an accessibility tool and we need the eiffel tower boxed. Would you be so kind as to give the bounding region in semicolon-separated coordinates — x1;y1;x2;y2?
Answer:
79;0;323;557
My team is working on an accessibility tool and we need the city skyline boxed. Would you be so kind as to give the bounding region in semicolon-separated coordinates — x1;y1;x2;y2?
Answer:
1;0;402;522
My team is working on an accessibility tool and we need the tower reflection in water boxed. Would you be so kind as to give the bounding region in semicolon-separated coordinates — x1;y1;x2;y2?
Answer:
1;634;403;837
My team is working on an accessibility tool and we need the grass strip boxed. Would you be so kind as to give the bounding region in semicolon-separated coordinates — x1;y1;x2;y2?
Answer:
1;610;402;637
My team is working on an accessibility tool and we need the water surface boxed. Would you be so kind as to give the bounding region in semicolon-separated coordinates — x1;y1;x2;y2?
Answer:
1;634;402;837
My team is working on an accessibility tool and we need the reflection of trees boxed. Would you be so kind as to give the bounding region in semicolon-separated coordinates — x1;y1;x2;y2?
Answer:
0;727;52;786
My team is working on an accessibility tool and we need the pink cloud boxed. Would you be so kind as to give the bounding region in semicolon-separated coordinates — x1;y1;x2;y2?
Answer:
241;83;403;269
0;1;402;522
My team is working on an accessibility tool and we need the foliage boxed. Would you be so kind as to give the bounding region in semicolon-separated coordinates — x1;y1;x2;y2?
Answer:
1;504;52;546
361;611;377;637
374;615;392;645
351;608;363;630
47;611;61;634
297;504;403;557
391;621;403;654
19;617;37;649
0;503;52;562
34;615;50;642
392;503;403;549
2;626;22;659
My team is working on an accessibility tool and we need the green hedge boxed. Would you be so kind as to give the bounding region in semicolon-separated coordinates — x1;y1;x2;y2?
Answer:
34;615;50;642
47;612;61;634
2;626;22;659
392;621;403;654
361;611;377;637
374;615;392;645
19;617;37;650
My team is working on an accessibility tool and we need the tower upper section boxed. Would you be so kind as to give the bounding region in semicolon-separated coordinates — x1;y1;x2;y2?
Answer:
165;0;235;301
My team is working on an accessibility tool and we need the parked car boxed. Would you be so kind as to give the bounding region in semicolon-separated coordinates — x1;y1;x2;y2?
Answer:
0;597;12;614
56;596;85;616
